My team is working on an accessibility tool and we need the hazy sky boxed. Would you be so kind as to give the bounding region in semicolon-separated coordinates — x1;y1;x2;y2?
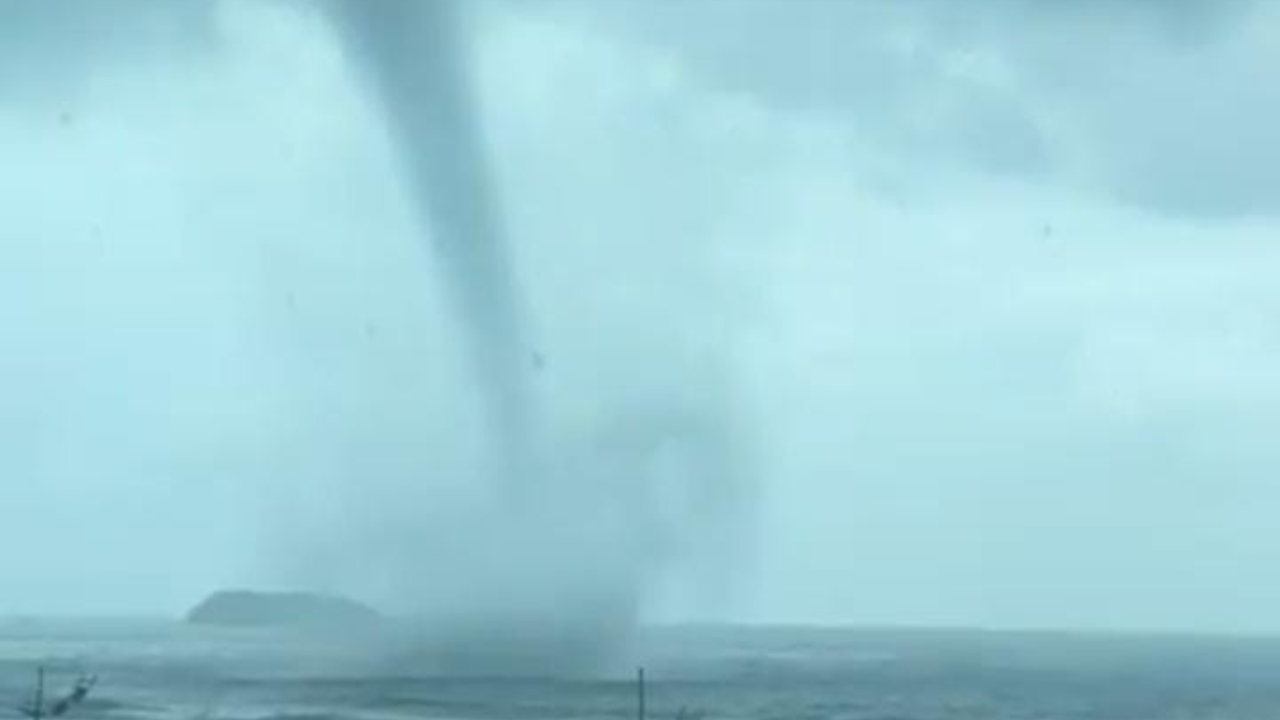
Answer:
2;0;1280;632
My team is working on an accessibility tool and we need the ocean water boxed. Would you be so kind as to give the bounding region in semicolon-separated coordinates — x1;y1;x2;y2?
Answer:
4;620;1280;720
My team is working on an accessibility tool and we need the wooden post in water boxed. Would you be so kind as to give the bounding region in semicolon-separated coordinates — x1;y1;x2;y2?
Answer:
35;667;45;720
21;666;46;720
637;667;646;720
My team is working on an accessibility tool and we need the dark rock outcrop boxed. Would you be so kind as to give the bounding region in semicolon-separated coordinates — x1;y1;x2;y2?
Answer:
186;590;382;628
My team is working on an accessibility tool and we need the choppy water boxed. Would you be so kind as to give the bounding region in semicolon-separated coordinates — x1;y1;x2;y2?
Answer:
5;620;1280;720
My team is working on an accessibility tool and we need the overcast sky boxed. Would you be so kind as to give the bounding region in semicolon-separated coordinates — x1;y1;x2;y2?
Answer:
2;0;1279;632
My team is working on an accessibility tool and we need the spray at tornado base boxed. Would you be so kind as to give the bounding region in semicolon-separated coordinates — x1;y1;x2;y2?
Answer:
324;0;751;672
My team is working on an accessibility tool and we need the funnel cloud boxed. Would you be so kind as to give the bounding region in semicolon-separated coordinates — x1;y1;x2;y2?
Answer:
315;0;752;670
327;0;532;484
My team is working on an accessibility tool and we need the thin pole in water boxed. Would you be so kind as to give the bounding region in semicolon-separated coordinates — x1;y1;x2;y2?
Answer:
33;667;45;720
637;667;646;720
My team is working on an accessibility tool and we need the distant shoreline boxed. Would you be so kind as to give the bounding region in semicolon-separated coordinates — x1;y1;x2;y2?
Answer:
5;614;1280;643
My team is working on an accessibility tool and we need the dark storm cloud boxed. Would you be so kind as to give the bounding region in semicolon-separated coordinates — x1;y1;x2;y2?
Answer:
972;0;1280;219
559;0;1277;217
556;0;1054;179
0;0;216;104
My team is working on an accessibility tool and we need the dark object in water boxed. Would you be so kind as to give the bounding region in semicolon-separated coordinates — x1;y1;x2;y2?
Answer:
16;668;97;720
185;590;382;628
48;673;96;717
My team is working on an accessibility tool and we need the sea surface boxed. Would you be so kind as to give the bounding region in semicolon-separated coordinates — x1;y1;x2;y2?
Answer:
4;620;1280;720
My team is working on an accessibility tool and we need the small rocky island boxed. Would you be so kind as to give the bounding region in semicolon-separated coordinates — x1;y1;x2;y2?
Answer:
186;590;382;628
